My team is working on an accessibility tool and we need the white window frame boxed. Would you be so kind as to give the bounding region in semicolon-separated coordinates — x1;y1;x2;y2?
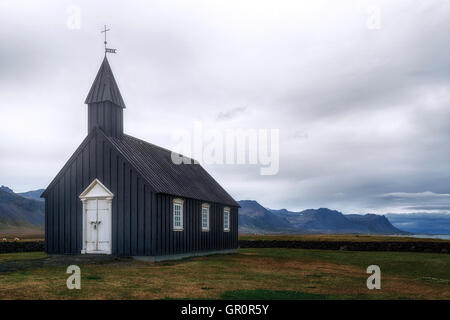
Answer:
201;203;210;232
173;198;184;231
223;207;230;232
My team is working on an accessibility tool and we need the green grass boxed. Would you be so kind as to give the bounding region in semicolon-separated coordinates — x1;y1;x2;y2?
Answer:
84;275;103;280
246;248;450;280
221;289;330;300
419;277;450;285
0;248;448;300
0;251;47;262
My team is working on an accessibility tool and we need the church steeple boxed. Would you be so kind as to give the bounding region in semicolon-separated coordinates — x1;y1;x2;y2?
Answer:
85;56;125;137
85;56;125;108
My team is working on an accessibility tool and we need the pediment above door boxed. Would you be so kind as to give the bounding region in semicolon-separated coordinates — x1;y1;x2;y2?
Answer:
79;178;114;200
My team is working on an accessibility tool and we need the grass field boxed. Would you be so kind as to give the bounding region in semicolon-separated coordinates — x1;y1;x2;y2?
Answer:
0;248;449;300
0;251;46;263
239;234;450;242
0;230;44;241
1;233;449;243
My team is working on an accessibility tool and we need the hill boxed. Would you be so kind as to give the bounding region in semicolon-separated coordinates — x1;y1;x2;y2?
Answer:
17;189;45;202
237;200;295;234
0;187;44;234
346;214;405;234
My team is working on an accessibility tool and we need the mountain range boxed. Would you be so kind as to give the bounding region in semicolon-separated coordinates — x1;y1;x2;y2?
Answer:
1;185;448;235
238;200;408;235
16;189;45;202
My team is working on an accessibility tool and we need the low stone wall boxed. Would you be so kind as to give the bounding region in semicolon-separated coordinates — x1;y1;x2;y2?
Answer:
238;240;450;254
0;241;44;254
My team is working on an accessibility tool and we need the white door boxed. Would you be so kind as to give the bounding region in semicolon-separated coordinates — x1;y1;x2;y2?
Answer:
85;199;112;254
80;179;114;255
96;199;112;252
86;199;98;252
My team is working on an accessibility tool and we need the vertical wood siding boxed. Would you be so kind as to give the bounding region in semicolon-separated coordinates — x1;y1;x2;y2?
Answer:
44;130;238;256
153;194;238;256
88;101;123;137
45;131;152;255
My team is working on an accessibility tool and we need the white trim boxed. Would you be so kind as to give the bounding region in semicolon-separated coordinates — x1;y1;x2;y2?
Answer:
223;207;230;232
201;203;210;232
79;178;114;199
173;198;184;231
81;198;88;254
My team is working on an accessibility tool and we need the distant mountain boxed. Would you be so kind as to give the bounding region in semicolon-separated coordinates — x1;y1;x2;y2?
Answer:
238;200;408;235
287;208;369;233
0;187;44;232
17;189;45;202
346;214;405;234
0;185;14;194
386;213;450;234
237;200;295;234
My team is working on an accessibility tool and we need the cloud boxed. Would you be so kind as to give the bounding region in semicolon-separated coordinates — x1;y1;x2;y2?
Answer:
404;206;450;211
374;192;450;214
377;192;450;200
0;1;449;216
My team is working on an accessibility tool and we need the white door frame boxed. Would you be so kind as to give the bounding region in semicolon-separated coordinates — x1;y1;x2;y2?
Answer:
79;179;114;254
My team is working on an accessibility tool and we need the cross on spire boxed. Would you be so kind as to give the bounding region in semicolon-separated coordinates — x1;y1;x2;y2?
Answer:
101;25;117;55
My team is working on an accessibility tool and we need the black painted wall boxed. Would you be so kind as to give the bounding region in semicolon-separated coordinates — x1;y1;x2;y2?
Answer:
43;129;238;256
153;194;238;256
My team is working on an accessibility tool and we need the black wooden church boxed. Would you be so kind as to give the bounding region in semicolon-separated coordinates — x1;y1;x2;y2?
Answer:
41;54;239;260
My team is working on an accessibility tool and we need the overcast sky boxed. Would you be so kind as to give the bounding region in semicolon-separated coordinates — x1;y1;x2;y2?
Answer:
1;0;450;214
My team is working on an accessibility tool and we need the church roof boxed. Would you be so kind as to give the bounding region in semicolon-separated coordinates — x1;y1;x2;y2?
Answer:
41;128;239;207
85;56;126;108
107;134;240;207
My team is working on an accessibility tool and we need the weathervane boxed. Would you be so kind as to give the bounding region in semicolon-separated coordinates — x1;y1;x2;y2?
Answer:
101;25;117;55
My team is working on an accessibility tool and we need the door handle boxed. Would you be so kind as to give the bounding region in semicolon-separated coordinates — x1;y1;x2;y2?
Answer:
89;221;101;229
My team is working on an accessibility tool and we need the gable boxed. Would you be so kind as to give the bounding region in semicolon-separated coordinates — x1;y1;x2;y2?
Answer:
41;128;154;198
79;179;114;199
41;130;97;198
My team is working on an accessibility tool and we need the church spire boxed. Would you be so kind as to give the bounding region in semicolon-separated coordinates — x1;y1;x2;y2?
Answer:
85;56;126;108
85;56;125;137
85;26;125;137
